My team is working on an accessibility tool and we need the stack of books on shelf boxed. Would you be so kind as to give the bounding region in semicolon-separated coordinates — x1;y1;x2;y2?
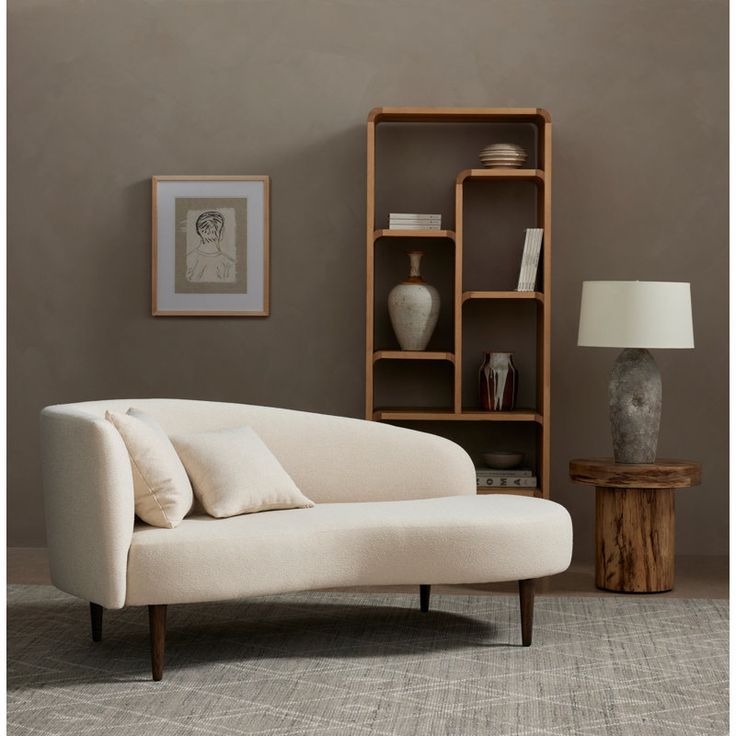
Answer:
476;467;538;488
516;228;544;291
389;213;442;230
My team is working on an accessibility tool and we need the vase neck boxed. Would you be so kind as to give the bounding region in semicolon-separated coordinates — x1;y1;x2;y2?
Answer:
405;251;425;283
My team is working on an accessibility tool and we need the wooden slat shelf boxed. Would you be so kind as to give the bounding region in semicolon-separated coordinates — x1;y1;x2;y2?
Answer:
368;107;550;124
477;488;541;497
374;229;455;240
373;351;455;363
457;168;545;184
462;290;544;303
373;408;543;423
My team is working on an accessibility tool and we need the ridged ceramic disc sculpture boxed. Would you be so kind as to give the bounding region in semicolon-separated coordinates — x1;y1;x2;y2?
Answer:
388;251;440;351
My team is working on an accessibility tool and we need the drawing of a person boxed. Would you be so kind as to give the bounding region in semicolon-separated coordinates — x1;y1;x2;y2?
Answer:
186;210;236;282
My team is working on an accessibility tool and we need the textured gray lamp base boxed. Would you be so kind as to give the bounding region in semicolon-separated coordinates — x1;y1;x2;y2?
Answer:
608;348;662;464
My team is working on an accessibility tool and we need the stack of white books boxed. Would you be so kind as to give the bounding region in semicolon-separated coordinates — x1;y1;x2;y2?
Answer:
516;228;544;291
476;467;538;488
389;213;442;230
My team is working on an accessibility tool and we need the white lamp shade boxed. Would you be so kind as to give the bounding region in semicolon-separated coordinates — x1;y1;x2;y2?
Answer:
577;281;694;349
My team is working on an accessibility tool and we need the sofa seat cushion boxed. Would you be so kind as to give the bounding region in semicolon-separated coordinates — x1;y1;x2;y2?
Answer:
125;495;572;606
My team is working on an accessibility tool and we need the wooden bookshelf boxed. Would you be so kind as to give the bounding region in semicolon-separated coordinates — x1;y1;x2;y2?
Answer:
366;107;552;499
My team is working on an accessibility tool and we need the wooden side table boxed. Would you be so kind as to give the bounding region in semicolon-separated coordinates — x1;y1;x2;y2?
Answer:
569;458;701;593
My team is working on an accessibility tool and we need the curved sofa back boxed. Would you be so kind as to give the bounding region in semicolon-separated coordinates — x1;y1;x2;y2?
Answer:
41;399;476;608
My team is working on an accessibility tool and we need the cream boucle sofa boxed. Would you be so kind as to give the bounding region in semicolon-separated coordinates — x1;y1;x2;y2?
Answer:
41;399;573;680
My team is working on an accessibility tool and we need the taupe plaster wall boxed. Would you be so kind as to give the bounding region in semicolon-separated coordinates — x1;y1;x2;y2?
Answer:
8;0;728;557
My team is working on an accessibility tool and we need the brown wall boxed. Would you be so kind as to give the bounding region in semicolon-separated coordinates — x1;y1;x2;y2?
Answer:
8;0;728;558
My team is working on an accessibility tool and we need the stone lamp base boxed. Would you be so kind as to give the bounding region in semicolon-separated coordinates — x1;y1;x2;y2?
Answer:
608;348;662;464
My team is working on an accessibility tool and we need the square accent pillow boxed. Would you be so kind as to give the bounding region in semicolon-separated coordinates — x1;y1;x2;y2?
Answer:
106;409;193;528
170;426;314;518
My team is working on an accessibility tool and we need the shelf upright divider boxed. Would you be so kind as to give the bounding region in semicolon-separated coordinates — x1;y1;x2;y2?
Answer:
365;115;377;420
453;171;464;413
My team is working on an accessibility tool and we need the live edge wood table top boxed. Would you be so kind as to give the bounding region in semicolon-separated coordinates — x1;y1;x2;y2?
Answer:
569;458;701;594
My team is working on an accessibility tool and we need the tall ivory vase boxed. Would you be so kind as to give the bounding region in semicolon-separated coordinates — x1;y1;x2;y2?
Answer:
388;251;440;351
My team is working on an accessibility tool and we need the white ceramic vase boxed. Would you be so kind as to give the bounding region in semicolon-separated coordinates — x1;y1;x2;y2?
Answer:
388;251;440;351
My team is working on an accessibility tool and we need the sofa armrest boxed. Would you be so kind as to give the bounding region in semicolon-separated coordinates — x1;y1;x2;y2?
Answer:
41;407;135;608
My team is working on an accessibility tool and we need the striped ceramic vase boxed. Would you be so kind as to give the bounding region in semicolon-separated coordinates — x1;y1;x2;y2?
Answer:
479;352;518;411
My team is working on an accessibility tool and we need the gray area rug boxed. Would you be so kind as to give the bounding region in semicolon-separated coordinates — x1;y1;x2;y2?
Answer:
8;585;728;736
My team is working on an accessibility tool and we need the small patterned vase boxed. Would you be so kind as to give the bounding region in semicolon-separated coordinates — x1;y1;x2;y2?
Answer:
479;352;518;411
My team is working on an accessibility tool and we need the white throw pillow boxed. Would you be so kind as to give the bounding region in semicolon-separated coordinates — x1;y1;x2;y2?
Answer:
171;426;314;518
106;409;194;528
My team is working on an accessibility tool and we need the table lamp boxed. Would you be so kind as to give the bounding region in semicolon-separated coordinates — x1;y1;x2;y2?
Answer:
577;281;694;464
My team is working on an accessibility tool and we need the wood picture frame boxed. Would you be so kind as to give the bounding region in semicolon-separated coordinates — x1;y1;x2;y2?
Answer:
152;175;270;316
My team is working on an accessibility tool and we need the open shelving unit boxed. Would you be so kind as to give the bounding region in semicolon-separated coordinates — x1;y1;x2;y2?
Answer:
365;107;551;499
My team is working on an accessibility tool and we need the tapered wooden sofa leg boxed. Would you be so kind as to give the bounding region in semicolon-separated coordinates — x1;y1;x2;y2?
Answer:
420;585;431;613
148;605;167;681
90;603;103;642
518;579;535;646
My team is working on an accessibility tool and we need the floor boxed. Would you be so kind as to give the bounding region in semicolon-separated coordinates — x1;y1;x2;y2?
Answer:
7;548;729;598
8;585;729;736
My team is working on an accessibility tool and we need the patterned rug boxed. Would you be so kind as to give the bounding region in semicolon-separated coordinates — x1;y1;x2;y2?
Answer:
7;585;728;736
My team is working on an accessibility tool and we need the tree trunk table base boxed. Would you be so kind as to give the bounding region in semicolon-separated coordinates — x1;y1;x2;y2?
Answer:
570;458;701;594
595;486;674;592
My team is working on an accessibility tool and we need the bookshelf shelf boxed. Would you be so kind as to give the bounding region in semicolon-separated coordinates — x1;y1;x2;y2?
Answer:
372;408;542;423
366;107;551;499
462;290;544;303
374;229;455;240
373;351;455;363
477;487;541;497
457;168;545;185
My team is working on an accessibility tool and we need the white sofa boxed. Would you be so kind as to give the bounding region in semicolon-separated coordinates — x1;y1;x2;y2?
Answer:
41;399;573;680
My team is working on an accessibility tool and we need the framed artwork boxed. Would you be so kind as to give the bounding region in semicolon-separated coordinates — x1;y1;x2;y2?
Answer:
152;175;269;316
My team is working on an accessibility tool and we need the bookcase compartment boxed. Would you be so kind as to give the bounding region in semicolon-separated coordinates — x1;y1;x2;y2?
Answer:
385;421;541;495
375;122;539;231
460;299;538;411
461;180;542;292
373;360;454;413
373;235;454;353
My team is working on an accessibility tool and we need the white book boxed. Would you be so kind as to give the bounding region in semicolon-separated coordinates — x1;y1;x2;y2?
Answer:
525;230;543;290
516;230;535;291
390;213;442;220
389;219;442;224
518;229;543;290
389;221;442;228
389;224;442;230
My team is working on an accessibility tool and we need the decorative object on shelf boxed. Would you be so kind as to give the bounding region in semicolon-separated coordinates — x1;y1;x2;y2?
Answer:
516;229;544;291
389;213;442;231
577;281;694;463
482;451;524;469
479;143;527;169
152;176;269;316
388;250;440;351
479;352;518;411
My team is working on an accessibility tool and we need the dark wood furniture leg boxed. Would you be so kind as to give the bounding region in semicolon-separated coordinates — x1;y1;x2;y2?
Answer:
148;605;167;681
419;584;431;613
90;603;103;642
518;579;535;646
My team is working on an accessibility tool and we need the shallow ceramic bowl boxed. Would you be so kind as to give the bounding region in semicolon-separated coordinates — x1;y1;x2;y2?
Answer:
482;451;524;469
